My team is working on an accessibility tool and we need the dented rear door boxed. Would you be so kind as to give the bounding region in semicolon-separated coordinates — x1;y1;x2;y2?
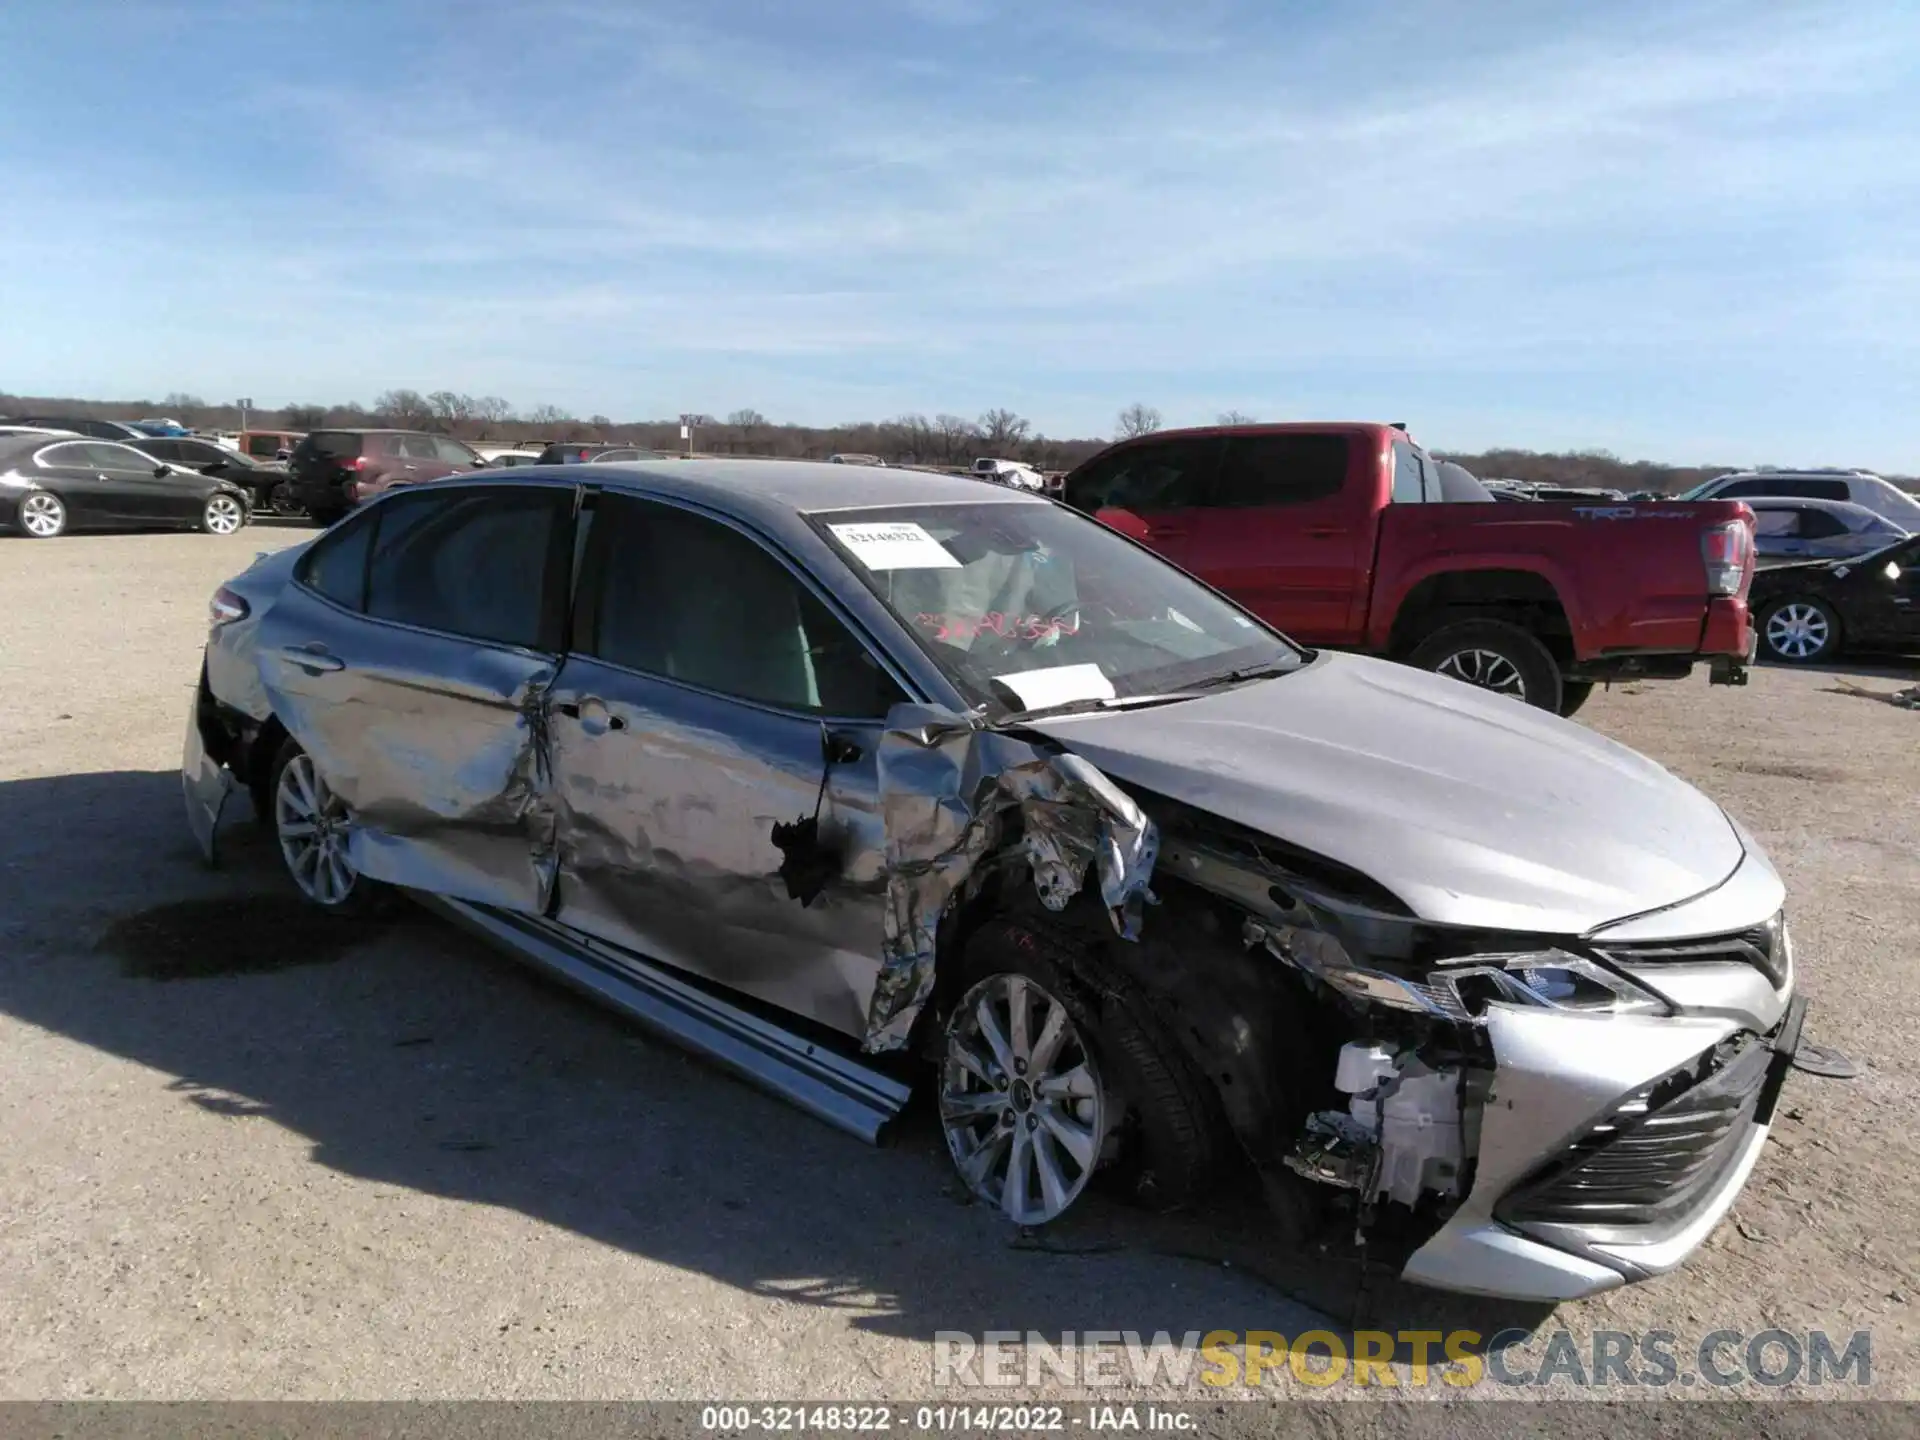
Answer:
253;484;578;912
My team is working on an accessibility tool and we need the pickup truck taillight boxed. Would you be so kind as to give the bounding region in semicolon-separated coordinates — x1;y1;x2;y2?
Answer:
1701;519;1753;596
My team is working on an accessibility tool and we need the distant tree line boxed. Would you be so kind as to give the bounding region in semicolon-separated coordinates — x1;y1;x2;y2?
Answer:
1;389;1909;489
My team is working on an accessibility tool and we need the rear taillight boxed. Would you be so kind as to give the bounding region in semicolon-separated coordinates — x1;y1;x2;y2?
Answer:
209;585;250;627
1701;518;1753;596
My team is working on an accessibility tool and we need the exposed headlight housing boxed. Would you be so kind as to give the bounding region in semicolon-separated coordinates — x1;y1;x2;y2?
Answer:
1251;921;1663;1022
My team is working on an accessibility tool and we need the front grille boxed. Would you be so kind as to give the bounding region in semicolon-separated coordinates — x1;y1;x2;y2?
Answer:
1498;1034;1770;1230
1595;913;1789;989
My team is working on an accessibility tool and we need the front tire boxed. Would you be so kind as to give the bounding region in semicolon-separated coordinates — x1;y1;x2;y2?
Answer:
940;920;1221;1225
1407;618;1563;712
201;492;247;535
17;491;67;538
1558;680;1596;717
268;738;372;911
1760;597;1841;664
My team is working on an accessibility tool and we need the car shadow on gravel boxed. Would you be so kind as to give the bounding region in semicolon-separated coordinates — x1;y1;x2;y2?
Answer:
0;767;1554;1363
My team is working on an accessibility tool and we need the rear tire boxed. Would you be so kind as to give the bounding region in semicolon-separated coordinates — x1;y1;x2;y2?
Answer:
1759;597;1841;664
1557;680;1596;717
267;738;377;913
1406;618;1563;712
17;491;67;538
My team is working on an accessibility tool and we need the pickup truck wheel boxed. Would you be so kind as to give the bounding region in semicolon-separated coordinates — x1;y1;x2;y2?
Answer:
1558;681;1595;718
1407;619;1563;712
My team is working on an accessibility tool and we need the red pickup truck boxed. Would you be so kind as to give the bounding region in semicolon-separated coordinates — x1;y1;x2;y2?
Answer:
1064;422;1757;716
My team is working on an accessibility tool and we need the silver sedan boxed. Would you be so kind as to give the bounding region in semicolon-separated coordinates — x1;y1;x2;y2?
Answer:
182;460;1807;1301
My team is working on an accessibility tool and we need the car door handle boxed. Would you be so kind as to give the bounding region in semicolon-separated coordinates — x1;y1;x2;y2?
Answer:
556;697;625;733
280;645;345;674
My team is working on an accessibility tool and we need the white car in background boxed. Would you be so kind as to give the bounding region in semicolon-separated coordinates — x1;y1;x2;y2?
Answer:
972;457;1045;491
1679;468;1920;530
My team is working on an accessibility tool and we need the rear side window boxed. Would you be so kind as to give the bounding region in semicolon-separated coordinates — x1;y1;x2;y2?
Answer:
1066;439;1222;513
1212;434;1349;508
308;432;364;458
363;487;572;649
245;435;283;458
1797;509;1847;539
1751;509;1801;538
1390;441;1427;504
35;442;93;468
300;510;376;610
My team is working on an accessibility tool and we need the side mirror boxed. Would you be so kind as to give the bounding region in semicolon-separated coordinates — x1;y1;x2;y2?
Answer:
153;464;172;478
1094;506;1151;541
201;460;228;473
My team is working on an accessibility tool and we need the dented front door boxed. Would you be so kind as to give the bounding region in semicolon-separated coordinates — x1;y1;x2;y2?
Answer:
252;485;576;913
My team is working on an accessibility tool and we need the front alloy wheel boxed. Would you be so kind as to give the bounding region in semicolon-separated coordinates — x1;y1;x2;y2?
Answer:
18;491;67;538
941;972;1107;1225
202;493;246;534
1762;600;1837;663
274;751;359;907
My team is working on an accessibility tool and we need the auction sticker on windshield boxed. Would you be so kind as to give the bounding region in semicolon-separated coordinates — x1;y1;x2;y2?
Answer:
828;521;962;570
992;662;1116;710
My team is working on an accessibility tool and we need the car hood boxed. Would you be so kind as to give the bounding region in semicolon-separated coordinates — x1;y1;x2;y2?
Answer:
1025;652;1746;935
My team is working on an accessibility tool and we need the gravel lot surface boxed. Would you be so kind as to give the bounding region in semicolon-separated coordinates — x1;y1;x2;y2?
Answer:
1;527;1915;1417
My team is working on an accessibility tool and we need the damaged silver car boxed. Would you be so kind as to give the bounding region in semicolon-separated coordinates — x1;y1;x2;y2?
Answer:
183;462;1806;1302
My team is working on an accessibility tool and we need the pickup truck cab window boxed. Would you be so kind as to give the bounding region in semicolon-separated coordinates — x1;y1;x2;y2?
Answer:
1391;440;1428;504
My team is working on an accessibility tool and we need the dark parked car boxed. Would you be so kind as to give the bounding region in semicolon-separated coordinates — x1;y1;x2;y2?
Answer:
129;436;301;515
6;415;148;441
1745;497;1907;565
183;461;1804;1302
532;443;673;465
288;430;485;525
0;433;250;538
1748;533;1920;663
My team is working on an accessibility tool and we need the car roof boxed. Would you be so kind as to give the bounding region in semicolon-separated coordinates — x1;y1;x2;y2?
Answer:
1743;496;1881;514
409;458;1037;528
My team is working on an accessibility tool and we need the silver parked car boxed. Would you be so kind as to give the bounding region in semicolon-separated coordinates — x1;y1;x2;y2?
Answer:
1746;496;1908;565
182;462;1806;1302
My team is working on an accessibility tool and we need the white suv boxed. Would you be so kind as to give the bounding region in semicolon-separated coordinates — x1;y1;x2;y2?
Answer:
1681;468;1920;530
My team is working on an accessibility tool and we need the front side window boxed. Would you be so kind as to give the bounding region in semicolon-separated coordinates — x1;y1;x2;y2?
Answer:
1796;509;1847;539
817;501;1302;712
1065;439;1221;514
1212;434;1349;508
245;435;282;458
577;494;904;718
141;440;182;463
433;437;480;466
361;488;571;649
399;434;441;460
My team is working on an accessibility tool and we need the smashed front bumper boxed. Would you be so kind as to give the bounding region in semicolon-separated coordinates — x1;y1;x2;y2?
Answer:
1400;995;1805;1300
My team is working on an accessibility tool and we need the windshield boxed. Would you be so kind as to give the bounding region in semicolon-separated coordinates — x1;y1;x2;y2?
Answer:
1675;479;1721;500
815;501;1302;712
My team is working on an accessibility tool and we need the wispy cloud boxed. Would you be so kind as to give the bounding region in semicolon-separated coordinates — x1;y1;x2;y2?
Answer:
0;0;1916;463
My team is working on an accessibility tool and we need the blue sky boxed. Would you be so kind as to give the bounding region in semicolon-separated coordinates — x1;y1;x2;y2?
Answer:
2;0;1916;465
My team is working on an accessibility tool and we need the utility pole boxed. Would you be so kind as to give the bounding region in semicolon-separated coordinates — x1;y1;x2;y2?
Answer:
679;413;698;457
238;397;253;434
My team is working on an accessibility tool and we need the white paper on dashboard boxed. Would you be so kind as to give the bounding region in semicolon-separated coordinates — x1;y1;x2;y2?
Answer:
828;521;962;570
991;663;1117;710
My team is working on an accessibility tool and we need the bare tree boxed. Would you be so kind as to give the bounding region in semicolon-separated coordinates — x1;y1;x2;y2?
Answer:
1217;409;1258;425
1116;403;1162;439
427;391;475;427
161;391;207;417
374;389;434;426
979;408;1031;451
282;404;327;430
934;414;981;465
589;414;613;428
524;403;574;427
727;408;768;430
474;396;515;424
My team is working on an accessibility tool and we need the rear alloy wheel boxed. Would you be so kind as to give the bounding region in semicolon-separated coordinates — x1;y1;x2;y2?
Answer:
270;741;363;910
942;971;1108;1226
1406;618;1563;712
1761;599;1840;664
201;493;247;535
18;491;67;538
